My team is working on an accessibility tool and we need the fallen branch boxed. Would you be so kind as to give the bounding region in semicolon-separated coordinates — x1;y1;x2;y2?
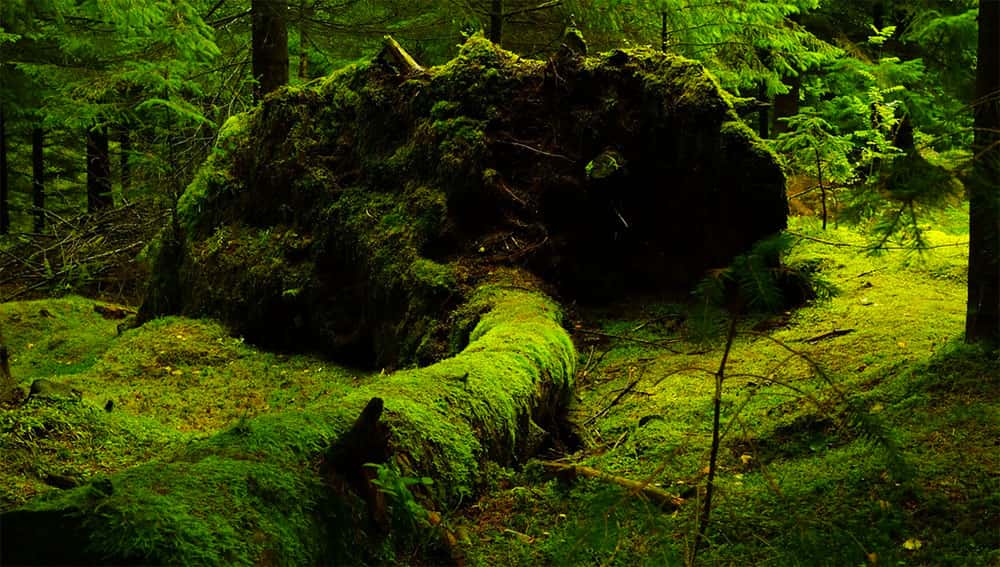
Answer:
379;35;423;75
584;372;641;425
803;329;855;344
788;231;968;250
538;461;685;511
497;139;575;162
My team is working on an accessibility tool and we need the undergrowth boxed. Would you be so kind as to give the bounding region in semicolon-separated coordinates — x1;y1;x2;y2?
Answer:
458;210;997;566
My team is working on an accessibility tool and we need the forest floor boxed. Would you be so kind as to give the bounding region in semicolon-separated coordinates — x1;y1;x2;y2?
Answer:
1;209;996;566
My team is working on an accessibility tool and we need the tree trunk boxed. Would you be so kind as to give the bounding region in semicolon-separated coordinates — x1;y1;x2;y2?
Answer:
298;0;311;80
0;104;9;235
252;0;289;101
489;0;504;45
0;344;13;402
757;81;769;139
661;11;668;52
32;127;44;232
86;125;112;212
966;0;999;346
1;278;576;565
120;127;131;198
772;75;800;135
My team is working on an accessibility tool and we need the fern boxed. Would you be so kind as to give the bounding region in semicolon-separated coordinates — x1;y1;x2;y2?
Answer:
841;397;914;481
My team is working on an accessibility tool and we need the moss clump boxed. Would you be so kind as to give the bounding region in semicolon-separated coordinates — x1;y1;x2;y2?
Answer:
0;297;123;382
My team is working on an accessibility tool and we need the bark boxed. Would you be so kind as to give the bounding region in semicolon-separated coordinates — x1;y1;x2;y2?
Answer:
252;0;289;101
758;81;769;139
539;461;684;510
489;0;504;45
661;11;668;52
772;75;800;135
1;277;576;565
298;0;311;80
120;127;131;197
966;0;1000;345
379;36;423;75
32;127;44;233
0;104;9;235
0;344;13;403
86;125;112;212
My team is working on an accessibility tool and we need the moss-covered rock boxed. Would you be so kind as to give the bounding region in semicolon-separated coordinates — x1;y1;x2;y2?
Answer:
143;35;785;369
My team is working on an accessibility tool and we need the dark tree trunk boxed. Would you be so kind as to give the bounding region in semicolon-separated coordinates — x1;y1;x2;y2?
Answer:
32;127;44;232
0;104;9;235
757;81;769;139
298;1;311;80
86;125;113;212
489;0;503;45
120;127;131;198
772;75;800;135
966;0;1000;346
661;11;668;52
252;0;289;101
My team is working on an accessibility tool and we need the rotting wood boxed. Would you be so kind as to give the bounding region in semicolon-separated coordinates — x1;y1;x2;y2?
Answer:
379;35;423;75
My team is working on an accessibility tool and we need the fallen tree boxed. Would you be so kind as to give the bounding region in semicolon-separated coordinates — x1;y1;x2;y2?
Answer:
1;270;574;564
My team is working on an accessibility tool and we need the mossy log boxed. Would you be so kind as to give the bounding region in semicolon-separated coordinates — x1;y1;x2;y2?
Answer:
140;34;786;370
1;272;575;565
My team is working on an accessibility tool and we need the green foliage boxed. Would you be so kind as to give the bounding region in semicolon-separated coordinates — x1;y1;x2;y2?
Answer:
366;462;436;533
774;109;861;192
691;232;827;341
587;0;838;94
775;21;968;247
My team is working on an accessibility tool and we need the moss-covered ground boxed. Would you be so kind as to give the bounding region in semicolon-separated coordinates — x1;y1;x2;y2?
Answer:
1;208;995;565
0;297;371;511
454;208;998;566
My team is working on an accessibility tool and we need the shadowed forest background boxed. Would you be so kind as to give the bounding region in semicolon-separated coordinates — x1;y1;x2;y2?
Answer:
0;1;997;565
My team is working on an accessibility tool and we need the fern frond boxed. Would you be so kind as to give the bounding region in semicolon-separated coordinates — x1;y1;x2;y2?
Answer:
841;397;914;481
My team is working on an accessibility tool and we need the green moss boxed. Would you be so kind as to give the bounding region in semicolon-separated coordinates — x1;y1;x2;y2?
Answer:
0;397;183;511
0;305;372;513
585;150;625;180
4;274;575;564
0;297;122;383
409;258;456;292
458;219;993;567
722;119;780;162
430;100;460;120
176;111;256;233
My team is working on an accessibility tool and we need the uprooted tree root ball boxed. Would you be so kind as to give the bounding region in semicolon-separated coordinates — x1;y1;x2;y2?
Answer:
143;35;786;370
